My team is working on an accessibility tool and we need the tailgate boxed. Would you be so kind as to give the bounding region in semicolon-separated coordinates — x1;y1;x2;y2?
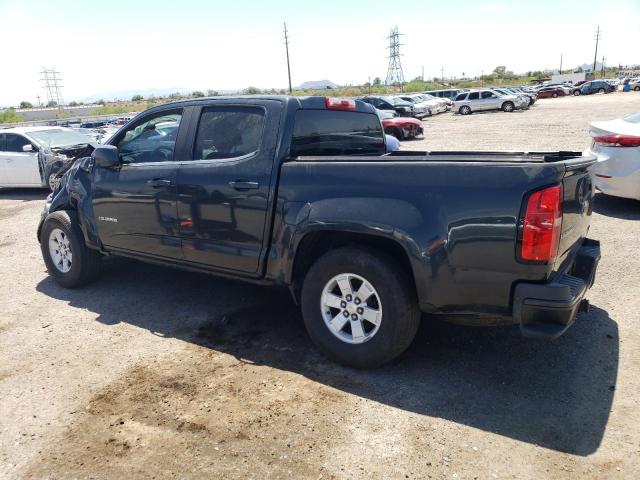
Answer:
554;157;596;273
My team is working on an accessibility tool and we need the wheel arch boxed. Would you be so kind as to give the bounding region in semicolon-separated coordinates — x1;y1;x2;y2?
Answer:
289;227;420;305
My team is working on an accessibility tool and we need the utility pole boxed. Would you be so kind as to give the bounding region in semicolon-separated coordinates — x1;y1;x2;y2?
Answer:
283;22;292;94
421;65;424;82
601;56;605;79
559;54;563;74
368;76;371;95
40;68;64;108
441;66;444;82
592;26;601;73
481;70;484;87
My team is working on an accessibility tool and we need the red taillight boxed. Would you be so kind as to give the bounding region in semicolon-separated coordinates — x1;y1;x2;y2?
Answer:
521;185;563;262
325;97;356;111
593;134;640;147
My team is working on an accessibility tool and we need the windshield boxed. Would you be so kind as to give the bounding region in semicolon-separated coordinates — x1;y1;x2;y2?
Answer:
27;128;94;148
623;112;640;124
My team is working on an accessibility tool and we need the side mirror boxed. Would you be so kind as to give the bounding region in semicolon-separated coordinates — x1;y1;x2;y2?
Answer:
93;145;120;168
22;144;33;152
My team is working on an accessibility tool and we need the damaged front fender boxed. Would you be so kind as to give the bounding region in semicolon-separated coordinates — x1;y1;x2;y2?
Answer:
37;156;102;251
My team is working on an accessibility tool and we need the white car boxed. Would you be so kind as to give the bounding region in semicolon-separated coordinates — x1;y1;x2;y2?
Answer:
585;112;640;200
0;126;96;190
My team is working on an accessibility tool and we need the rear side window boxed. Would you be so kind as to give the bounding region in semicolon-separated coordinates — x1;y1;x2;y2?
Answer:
291;110;384;157
455;93;467;101
468;92;480;100
193;107;265;160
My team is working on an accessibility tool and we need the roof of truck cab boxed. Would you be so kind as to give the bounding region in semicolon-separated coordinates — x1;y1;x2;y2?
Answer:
150;95;377;114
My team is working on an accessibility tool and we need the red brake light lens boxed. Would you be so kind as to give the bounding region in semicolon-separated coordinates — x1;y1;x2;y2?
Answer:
521;185;563;262
325;97;356;111
593;134;640;147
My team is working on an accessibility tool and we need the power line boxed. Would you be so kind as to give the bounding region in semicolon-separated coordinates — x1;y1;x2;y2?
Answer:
592;26;601;73
385;26;405;90
283;22;292;94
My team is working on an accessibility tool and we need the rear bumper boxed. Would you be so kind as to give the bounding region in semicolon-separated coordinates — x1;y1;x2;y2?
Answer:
513;238;601;339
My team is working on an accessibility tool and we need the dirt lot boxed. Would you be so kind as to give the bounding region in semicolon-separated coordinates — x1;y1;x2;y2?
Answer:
1;92;639;480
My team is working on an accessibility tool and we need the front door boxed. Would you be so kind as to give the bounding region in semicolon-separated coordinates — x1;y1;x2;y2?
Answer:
91;109;186;260
176;102;281;274
3;133;42;186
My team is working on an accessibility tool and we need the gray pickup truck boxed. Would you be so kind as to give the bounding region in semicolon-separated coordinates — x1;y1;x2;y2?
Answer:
38;96;600;368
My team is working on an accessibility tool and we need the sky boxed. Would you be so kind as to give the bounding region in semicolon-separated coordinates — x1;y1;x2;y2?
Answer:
0;0;638;106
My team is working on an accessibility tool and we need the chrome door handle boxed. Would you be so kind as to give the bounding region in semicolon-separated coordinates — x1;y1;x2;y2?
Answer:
229;180;259;190
147;178;173;188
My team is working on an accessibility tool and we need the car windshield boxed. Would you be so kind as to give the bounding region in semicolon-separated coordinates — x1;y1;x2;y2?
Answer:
27;128;94;148
623;112;640;124
385;96;410;105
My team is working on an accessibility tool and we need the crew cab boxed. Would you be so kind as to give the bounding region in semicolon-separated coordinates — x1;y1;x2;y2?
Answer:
38;96;601;368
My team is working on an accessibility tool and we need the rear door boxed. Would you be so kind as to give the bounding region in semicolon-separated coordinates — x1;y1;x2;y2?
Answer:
3;133;42;186
175;101;282;274
91;108;187;259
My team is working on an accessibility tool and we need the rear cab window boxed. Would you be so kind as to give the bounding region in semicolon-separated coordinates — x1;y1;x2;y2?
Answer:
291;110;385;157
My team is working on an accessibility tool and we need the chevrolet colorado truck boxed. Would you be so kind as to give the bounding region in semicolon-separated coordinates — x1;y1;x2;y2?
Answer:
38;96;601;368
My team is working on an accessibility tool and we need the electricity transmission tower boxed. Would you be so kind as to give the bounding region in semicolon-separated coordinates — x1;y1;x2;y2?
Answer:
40;68;64;107
385;26;405;89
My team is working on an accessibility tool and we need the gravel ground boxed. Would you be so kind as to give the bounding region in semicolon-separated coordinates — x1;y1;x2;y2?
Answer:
1;92;639;480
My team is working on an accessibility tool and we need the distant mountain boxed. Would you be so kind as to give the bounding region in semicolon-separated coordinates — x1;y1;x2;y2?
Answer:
297;80;339;90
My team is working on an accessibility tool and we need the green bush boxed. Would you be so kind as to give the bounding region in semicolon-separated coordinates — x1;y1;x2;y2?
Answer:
0;109;23;123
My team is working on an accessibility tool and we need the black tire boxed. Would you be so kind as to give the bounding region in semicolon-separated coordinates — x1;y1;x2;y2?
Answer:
552;92;558;98
573;90;581;96
459;105;471;115
301;247;420;368
502;101;515;112
635;86;640;91
386;127;404;141
598;88;605;94
40;210;102;288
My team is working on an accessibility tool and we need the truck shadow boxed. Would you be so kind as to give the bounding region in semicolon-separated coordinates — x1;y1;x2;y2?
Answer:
36;258;618;456
593;193;640;220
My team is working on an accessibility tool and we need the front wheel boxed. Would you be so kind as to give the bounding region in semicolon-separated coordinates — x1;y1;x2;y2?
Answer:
573;90;581;96
459;105;471;115
47;173;60;192
40;210;102;288
502;101;515;112
598;88;605;94
301;247;420;368
552;93;558;98
634;86;640;91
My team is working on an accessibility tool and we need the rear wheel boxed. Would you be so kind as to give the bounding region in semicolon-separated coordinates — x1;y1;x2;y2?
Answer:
502;101;515;112
40;210;102;288
385;127;404;140
459;105;471;115
301;247;420;368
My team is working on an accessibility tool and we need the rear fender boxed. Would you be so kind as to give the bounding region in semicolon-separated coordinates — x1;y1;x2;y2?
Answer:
278;197;429;304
